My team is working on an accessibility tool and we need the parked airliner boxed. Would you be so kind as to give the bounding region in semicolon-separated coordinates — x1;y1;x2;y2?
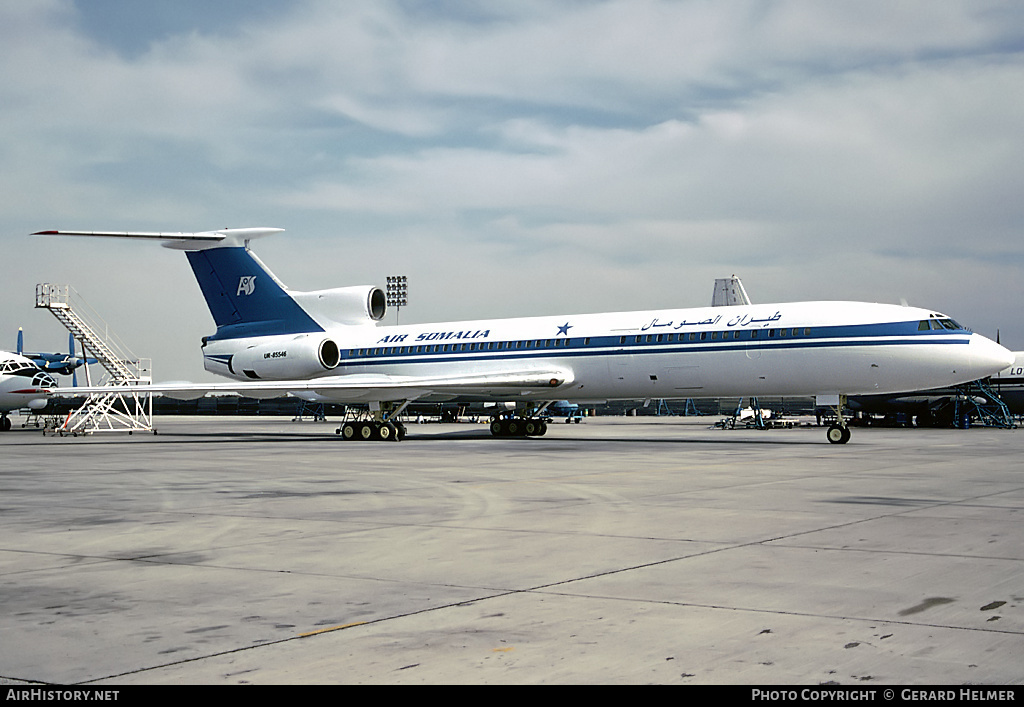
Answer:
35;228;1013;443
0;350;57;431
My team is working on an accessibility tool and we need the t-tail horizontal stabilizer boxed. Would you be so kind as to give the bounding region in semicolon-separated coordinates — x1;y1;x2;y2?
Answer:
34;227;386;340
34;227;319;338
33;228;283;251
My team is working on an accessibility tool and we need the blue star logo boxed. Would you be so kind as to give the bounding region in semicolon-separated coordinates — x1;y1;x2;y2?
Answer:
557;322;572;336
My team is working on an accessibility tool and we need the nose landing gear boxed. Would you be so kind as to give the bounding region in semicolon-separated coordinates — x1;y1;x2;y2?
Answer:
823;394;851;444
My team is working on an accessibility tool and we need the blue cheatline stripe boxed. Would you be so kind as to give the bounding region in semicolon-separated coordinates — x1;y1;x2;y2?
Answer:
203;318;971;371
333;322;970;370
335;339;969;370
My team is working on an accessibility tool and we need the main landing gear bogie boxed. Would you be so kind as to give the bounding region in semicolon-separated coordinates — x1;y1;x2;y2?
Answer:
490;417;548;438
337;420;407;442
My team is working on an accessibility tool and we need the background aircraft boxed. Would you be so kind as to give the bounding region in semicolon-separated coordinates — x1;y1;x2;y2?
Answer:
0;349;57;431
17;329;95;382
991;352;1024;414
0;331;95;431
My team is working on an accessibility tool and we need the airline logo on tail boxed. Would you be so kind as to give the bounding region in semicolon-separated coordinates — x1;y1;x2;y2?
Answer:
237;276;257;296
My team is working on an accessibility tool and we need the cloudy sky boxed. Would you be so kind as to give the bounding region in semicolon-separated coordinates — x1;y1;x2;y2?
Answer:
3;0;1023;382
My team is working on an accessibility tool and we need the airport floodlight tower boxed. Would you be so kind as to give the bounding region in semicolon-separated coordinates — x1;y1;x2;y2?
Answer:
386;275;408;323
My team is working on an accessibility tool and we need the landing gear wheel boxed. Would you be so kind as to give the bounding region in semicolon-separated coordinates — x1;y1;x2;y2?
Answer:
359;422;374;441
826;424;851;444
379;423;398;441
522;419;548;437
341;422;357;440
1;416;10;432
490;419;505;437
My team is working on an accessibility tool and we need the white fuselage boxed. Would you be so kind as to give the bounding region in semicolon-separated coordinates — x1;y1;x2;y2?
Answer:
199;300;1012;404
0;352;56;414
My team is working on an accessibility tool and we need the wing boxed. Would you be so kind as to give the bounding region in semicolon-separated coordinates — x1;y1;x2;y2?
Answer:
45;368;575;403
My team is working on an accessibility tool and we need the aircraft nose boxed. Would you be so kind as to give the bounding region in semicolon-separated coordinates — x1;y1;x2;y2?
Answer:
968;335;1015;378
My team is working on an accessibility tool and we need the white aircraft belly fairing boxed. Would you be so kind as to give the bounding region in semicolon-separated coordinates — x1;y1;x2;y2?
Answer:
34;228;1014;443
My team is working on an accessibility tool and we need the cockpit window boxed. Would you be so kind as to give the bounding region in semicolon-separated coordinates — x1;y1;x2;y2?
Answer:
1;360;38;375
921;317;966;331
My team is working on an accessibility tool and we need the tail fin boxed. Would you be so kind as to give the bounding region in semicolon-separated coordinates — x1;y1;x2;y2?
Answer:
185;246;322;339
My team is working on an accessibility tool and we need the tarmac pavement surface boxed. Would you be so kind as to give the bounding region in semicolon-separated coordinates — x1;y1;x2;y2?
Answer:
0;415;1021;684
